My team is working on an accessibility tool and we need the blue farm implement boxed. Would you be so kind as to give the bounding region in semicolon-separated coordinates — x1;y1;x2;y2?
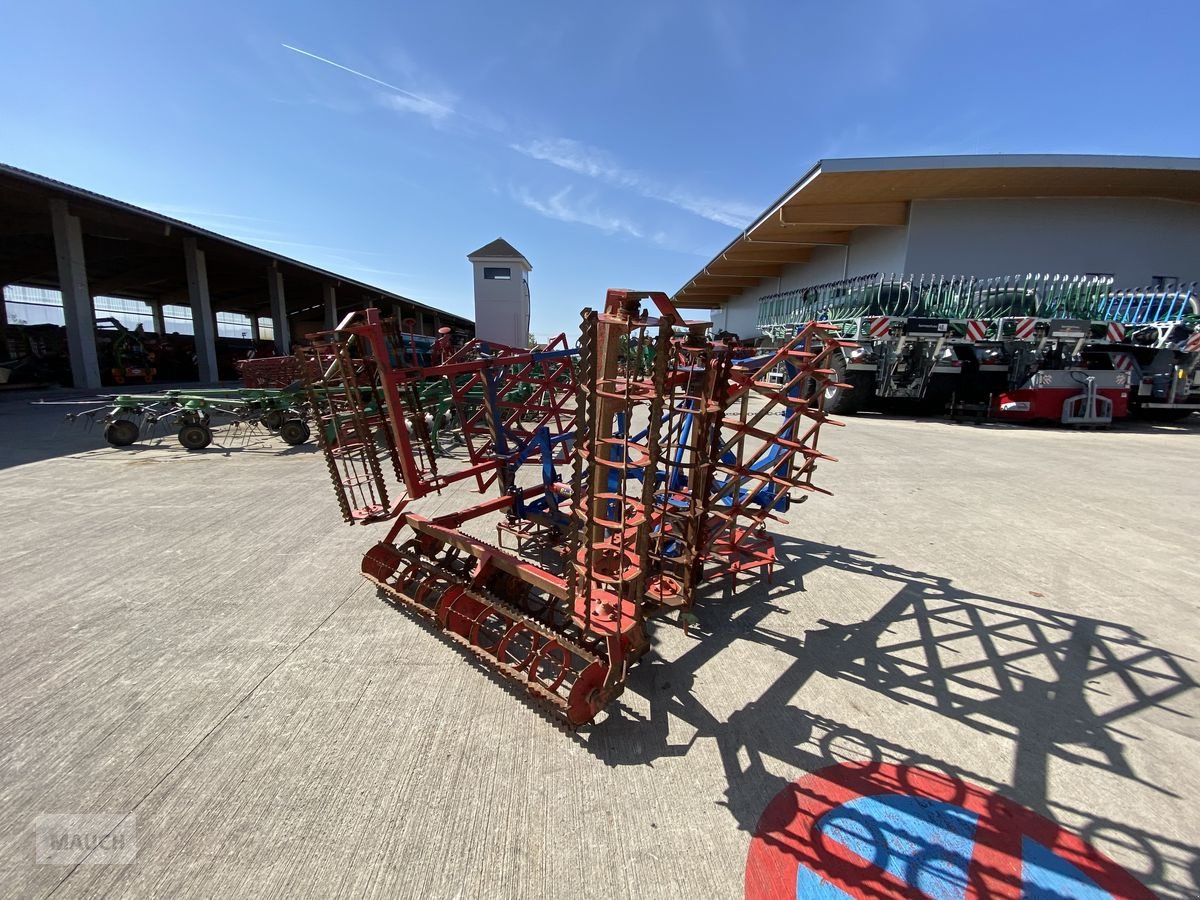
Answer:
1084;287;1200;420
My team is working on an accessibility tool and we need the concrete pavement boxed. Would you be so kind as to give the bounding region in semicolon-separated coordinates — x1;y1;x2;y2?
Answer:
1;398;1197;898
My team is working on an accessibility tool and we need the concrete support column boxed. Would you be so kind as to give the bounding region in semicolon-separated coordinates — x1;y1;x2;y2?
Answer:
268;267;290;354
0;284;9;363
150;299;166;336
49;199;102;389
183;237;219;383
250;314;261;343
323;282;337;330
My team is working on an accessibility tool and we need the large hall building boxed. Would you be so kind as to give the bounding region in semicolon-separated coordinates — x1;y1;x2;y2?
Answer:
672;154;1200;338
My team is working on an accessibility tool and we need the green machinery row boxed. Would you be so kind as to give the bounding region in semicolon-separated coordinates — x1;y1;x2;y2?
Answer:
62;360;539;454
65;386;314;450
756;272;1199;338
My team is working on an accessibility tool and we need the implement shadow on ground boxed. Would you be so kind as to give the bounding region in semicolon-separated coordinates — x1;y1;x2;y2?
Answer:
584;539;1199;898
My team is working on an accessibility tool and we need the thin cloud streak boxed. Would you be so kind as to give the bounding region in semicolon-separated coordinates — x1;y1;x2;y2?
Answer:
248;238;392;257
139;205;281;226
282;43;455;122
279;46;739;237
514;186;642;238
511;137;757;228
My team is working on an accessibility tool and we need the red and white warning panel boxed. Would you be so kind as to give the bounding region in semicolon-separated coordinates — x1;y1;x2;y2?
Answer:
964;320;986;342
867;316;894;339
1112;353;1135;373
1014;317;1038;340
1106;322;1126;342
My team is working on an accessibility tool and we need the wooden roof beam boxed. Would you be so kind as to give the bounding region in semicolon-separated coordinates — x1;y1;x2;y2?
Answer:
705;262;782;277
693;275;764;287
682;285;742;296
746;230;852;246
778;202;908;227
723;247;812;264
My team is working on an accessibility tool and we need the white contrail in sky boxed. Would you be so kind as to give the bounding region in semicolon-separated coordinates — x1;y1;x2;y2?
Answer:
281;43;455;117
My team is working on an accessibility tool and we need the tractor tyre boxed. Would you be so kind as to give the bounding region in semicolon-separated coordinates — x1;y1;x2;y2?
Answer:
104;419;140;447
178;423;213;450
262;410;285;432
822;356;872;415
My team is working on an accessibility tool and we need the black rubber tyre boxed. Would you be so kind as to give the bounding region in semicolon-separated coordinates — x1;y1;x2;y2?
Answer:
279;418;311;445
262;410;285;432
178;423;213;450
822;356;873;415
104;419;140;447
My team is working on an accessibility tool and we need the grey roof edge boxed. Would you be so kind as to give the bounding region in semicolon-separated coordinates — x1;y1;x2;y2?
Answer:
675;153;1200;299
819;153;1200;175
468;254;533;269
0;161;472;324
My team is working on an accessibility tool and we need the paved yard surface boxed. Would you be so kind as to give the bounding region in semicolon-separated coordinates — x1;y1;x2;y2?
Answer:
1;395;1197;898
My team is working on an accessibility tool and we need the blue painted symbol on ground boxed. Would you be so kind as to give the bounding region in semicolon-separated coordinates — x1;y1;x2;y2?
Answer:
793;794;1116;899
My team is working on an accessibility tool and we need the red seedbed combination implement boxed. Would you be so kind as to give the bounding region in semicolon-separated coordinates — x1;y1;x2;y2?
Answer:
298;290;850;727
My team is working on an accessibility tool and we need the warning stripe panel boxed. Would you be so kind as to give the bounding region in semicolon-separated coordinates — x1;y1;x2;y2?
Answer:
867;317;893;338
1015;318;1037;340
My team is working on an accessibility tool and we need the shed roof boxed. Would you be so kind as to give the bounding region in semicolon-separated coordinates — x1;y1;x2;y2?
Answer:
0;162;473;328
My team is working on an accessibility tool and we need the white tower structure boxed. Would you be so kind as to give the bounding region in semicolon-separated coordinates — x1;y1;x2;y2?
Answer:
468;237;531;348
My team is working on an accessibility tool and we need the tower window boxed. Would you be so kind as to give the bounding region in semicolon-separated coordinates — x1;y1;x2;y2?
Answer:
484;267;511;280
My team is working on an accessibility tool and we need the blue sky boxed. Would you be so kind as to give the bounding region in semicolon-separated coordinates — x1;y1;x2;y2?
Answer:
1;0;1197;339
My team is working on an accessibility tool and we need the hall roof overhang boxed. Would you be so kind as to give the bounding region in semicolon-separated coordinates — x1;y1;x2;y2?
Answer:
672;154;1200;309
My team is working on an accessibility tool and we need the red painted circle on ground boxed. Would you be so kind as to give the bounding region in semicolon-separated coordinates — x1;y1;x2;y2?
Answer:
744;762;1153;899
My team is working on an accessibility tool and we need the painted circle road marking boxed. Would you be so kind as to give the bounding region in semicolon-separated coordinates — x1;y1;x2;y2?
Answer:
745;762;1153;900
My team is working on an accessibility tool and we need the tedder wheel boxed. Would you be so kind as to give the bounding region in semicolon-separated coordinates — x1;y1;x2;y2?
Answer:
103;419;140;447
279;418;311;445
262;409;285;432
178;423;213;450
